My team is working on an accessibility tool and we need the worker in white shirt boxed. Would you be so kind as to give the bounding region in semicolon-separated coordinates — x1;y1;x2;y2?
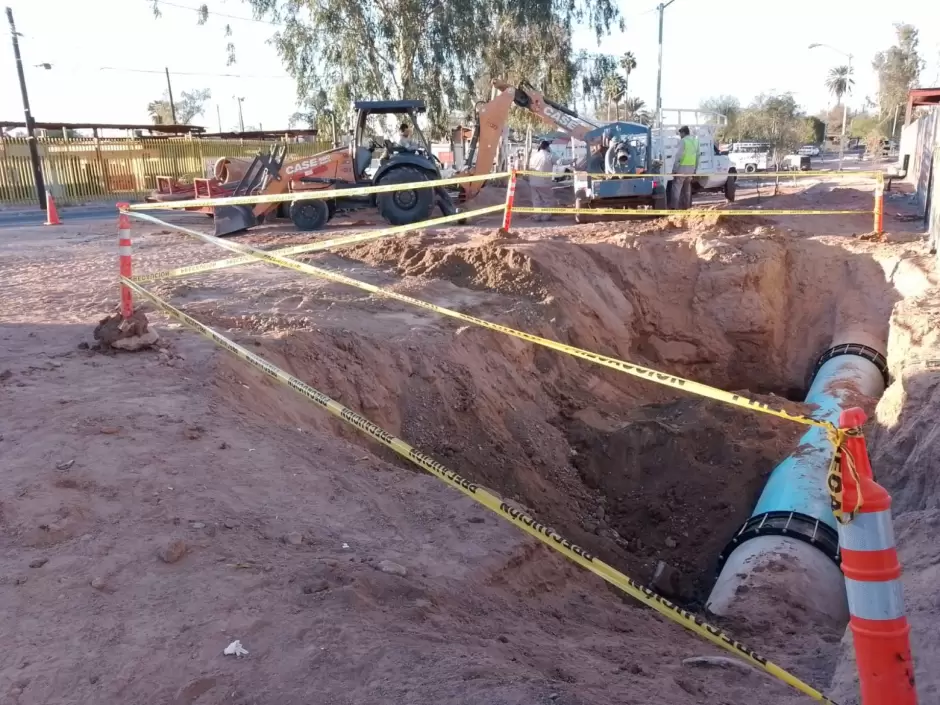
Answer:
528;140;555;221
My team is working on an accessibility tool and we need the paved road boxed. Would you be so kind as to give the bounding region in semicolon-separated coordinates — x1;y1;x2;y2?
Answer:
0;204;120;229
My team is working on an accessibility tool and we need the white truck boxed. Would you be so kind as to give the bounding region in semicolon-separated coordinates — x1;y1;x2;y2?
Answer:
652;109;737;202
727;142;773;172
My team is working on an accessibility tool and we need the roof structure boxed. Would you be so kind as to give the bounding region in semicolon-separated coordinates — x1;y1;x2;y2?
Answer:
905;88;940;124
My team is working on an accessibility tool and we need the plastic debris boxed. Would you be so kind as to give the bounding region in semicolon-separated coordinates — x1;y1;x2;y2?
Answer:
223;640;249;657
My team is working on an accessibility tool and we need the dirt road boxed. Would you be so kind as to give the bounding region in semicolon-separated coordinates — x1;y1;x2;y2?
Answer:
2;183;939;704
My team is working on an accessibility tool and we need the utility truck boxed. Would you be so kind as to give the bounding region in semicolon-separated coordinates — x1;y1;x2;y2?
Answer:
652;109;737;202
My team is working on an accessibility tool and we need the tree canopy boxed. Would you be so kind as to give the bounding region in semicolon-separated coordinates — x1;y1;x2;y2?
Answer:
160;0;624;137
872;23;925;135
825;65;854;104
147;88;212;125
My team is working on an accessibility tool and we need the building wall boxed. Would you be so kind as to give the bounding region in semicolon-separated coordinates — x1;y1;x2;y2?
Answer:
901;107;939;210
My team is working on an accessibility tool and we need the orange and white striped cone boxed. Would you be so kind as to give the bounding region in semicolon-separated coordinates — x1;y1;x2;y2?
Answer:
500;170;517;234
117;203;133;320
873;176;885;237
836;407;917;705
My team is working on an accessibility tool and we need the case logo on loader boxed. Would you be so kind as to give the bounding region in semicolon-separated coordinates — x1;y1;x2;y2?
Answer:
543;105;582;133
285;154;334;176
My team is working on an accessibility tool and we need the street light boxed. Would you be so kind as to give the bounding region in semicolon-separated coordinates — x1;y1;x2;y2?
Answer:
654;1;678;136
809;42;853;171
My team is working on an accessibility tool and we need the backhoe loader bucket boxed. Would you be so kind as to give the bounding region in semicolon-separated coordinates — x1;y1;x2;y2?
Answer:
213;204;259;236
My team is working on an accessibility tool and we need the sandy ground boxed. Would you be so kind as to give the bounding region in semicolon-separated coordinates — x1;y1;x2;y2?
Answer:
2;180;939;705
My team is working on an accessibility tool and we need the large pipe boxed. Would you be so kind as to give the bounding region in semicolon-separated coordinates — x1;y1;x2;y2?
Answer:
706;334;888;625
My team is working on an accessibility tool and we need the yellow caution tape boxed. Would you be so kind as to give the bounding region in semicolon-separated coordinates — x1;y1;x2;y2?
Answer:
826;427;863;524
512;207;869;217
517;169;883;179
126;210;836;435
122;276;838;704
132;204;505;284
128;171;510;211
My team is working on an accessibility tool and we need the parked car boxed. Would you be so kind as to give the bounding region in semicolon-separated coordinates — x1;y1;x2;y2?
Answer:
782;154;811;171
798;145;821;157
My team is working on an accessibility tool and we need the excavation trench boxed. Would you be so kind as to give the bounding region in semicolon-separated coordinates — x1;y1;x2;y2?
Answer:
207;218;898;613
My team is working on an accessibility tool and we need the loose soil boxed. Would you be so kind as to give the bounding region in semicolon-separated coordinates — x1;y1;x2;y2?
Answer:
2;180;938;705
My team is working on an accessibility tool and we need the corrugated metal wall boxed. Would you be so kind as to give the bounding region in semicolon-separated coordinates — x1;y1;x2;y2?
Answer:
0;137;332;206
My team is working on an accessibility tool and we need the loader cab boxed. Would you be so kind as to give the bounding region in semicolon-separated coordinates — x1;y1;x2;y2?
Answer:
351;99;434;179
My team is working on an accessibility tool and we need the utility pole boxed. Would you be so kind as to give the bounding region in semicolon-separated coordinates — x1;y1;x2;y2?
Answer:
654;0;676;157
164;67;178;124
216;104;222;133
838;53;852;172
6;6;46;210
235;96;245;133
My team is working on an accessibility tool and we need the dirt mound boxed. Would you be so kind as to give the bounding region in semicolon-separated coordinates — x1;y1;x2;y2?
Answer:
347;234;549;299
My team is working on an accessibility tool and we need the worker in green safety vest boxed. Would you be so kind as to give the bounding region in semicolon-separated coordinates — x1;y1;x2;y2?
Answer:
670;126;699;210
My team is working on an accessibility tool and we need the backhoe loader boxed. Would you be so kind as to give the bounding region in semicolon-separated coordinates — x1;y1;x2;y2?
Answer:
147;99;459;236
459;79;666;215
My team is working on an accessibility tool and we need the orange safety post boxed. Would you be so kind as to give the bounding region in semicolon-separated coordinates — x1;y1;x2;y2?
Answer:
836;408;917;705
117;203;133;319
501;170;518;233
44;190;61;226
873;175;885;236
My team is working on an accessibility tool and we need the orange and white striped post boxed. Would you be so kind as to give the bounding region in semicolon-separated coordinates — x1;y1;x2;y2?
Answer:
873;174;885;236
837;408;917;705
501;170;518;233
117;203;133;319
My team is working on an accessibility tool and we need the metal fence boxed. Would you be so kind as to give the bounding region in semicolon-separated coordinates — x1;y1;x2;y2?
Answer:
0;136;332;207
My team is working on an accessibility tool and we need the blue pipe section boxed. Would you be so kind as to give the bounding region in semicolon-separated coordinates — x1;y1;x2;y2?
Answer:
751;354;881;530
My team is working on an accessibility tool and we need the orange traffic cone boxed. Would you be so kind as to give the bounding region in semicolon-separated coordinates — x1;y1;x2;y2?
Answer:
44;191;61;226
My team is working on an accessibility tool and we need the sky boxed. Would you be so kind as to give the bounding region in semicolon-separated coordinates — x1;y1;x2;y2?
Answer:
2;0;939;133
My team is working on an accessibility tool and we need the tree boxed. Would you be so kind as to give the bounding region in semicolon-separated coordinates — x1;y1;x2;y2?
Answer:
872;23;925;138
804;116;825;144
147;88;212;125
825;65;854;105
735;93;812;164
602;73;626;120
579;53;620;116
619;51;636;104
165;1;622;137
699;95;740;142
621;97;650;125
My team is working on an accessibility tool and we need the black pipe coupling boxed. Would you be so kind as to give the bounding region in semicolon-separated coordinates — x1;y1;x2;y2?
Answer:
716;510;841;574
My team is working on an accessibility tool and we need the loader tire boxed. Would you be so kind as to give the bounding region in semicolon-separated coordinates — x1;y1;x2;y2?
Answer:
289;199;330;232
375;166;435;226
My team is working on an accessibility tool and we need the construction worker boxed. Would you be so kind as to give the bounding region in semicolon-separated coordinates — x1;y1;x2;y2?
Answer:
586;142;606;174
529;140;555;221
398;123;418;151
671;125;699;210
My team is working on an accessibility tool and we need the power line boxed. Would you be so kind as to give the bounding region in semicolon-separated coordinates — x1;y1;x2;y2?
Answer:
99;66;292;80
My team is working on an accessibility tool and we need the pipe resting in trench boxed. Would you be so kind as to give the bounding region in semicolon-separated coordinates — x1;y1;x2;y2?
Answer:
706;332;889;625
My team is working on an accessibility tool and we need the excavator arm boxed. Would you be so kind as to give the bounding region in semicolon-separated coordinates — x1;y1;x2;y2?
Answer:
460;79;601;199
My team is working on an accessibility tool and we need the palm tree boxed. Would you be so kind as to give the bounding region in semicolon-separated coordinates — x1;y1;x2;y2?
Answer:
825;65;854;105
602;74;626;121
619;52;637;111
622;97;651;125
